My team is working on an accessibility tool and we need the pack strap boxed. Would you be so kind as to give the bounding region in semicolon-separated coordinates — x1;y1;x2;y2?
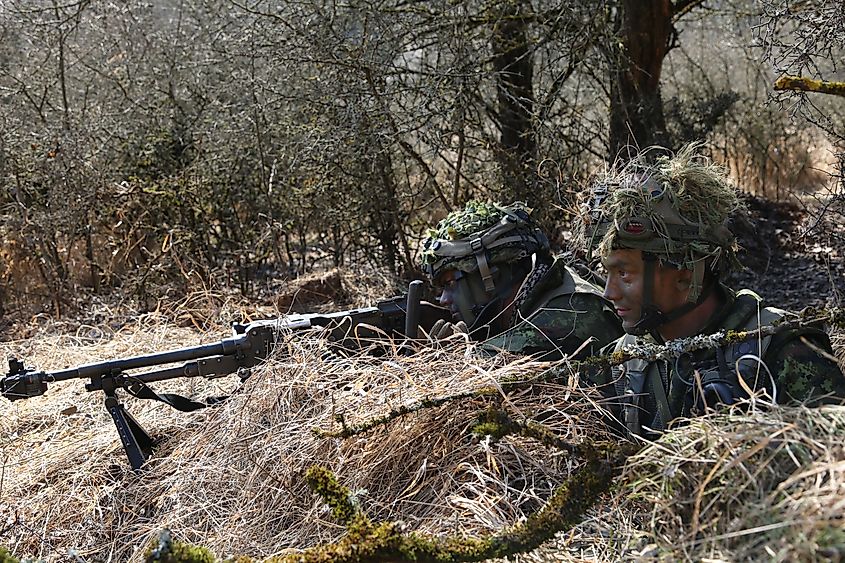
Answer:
650;362;672;429
624;368;646;437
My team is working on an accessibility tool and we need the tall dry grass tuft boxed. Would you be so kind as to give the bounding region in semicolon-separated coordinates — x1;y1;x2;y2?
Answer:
618;405;845;560
0;315;610;562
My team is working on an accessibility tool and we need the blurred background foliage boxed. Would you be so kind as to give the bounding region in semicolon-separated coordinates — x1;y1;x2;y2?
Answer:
0;0;841;316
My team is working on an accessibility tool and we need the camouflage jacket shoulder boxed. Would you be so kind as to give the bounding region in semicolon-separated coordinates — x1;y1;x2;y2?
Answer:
481;258;622;360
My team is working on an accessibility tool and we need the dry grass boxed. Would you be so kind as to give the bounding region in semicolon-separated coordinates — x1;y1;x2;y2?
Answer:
620;404;845;561
1;288;843;562
0;310;610;562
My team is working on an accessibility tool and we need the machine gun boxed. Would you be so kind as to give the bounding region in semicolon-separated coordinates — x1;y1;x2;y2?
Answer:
1;281;449;469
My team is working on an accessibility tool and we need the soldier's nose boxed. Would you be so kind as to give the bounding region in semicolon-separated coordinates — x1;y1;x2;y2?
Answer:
603;282;619;302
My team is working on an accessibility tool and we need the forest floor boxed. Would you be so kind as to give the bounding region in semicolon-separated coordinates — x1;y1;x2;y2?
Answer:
729;193;844;310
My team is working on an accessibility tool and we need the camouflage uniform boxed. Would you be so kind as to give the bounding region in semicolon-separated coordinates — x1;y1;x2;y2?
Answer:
592;286;845;437
420;201;622;360
579;144;845;437
481;258;622;360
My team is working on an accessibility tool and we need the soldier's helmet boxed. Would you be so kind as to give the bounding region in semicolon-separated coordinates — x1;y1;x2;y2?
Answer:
581;144;742;302
420;201;549;328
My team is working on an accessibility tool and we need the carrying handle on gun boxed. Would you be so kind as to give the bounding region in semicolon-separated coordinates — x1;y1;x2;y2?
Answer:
404;280;423;339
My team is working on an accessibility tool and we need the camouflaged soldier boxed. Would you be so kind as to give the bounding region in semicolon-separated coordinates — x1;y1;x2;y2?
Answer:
581;144;845;438
419;201;622;360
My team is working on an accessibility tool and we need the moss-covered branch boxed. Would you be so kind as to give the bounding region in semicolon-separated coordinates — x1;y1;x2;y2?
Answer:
314;388;499;439
304;466;359;525
470;407;624;460
320;308;844;439
774;75;845;98
145;529;215;562
144;452;624;563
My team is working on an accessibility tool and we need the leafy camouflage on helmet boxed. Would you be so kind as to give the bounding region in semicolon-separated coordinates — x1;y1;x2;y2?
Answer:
419;201;547;280
425;201;519;242
580;143;743;277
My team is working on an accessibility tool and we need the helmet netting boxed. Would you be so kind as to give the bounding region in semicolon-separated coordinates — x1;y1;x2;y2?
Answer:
419;201;539;279
580;143;743;276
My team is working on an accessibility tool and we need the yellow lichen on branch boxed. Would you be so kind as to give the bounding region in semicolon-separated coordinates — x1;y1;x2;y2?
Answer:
140;456;623;563
774;75;845;98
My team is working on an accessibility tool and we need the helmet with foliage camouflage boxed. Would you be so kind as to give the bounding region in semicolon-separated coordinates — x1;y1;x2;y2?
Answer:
582;144;742;303
420;201;549;331
420;201;549;291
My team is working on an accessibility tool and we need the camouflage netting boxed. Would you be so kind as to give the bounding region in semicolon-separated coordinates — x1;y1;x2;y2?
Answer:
419;201;541;279
579;144;744;275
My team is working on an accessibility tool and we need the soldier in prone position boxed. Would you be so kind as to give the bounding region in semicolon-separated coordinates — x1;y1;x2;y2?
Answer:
580;144;845;438
419;201;622;360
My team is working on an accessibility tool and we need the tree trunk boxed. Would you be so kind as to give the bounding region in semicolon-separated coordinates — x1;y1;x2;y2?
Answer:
609;0;672;161
492;0;536;203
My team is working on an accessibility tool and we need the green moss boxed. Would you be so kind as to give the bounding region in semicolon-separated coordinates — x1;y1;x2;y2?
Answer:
304;466;358;525
471;408;517;442
0;547;20;563
815;525;845;560
144;530;215;563
137;444;627;563
609;350;626;365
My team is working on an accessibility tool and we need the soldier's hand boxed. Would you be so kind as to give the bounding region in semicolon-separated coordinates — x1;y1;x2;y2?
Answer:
428;319;468;344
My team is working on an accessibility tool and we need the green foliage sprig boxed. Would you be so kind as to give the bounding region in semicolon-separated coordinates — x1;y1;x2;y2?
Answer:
0;547;20;563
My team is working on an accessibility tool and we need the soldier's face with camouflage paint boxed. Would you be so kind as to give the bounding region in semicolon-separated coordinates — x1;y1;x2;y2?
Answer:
435;269;464;320
602;249;692;334
436;268;510;329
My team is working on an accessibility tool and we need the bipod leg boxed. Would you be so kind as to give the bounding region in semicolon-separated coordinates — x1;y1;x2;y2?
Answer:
104;393;154;470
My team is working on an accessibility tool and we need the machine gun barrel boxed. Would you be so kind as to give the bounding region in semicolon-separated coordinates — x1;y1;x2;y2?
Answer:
1;282;449;469
45;334;253;383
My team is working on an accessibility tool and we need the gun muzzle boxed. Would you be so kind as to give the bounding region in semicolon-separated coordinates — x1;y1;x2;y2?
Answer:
1;358;48;401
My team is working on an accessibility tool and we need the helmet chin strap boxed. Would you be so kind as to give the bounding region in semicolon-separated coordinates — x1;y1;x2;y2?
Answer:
466;295;506;339
627;253;713;339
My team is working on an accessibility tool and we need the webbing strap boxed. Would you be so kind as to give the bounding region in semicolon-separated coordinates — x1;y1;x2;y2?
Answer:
689;259;705;302
126;381;209;412
649;364;672;428
473;240;496;293
431;232;535;260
